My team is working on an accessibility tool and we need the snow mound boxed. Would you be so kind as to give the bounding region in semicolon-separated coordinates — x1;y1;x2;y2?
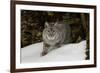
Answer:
21;40;87;63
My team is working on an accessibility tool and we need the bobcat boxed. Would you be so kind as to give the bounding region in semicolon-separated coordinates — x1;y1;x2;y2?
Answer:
41;21;71;56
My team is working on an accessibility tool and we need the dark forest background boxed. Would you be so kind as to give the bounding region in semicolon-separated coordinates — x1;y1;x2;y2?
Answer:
21;10;89;59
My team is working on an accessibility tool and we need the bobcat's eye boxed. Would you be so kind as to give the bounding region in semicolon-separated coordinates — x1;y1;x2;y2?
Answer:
52;30;54;33
47;31;49;33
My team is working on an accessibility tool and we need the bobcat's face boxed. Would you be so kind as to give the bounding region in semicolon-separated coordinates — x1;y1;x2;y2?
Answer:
44;27;59;40
43;22;61;45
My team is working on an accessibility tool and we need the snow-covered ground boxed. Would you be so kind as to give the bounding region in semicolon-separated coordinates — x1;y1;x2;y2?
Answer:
21;40;87;63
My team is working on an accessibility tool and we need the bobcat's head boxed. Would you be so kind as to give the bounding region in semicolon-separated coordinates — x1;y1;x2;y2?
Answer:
43;22;61;45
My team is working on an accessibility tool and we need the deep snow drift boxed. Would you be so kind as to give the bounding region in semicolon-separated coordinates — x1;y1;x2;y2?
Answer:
21;40;87;63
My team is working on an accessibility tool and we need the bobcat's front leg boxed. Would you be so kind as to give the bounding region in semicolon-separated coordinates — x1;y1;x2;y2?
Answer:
41;43;50;56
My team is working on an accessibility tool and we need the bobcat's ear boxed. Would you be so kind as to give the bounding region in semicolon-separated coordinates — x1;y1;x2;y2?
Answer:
45;22;49;27
54;21;58;26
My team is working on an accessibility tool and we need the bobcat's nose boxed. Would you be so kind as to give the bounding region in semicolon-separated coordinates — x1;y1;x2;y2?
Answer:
50;33;53;37
50;28;53;31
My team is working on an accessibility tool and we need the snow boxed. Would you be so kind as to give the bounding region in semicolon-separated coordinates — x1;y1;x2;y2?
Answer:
21;40;87;63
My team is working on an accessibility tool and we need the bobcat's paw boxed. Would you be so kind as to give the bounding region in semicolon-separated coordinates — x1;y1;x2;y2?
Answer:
41;51;48;56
